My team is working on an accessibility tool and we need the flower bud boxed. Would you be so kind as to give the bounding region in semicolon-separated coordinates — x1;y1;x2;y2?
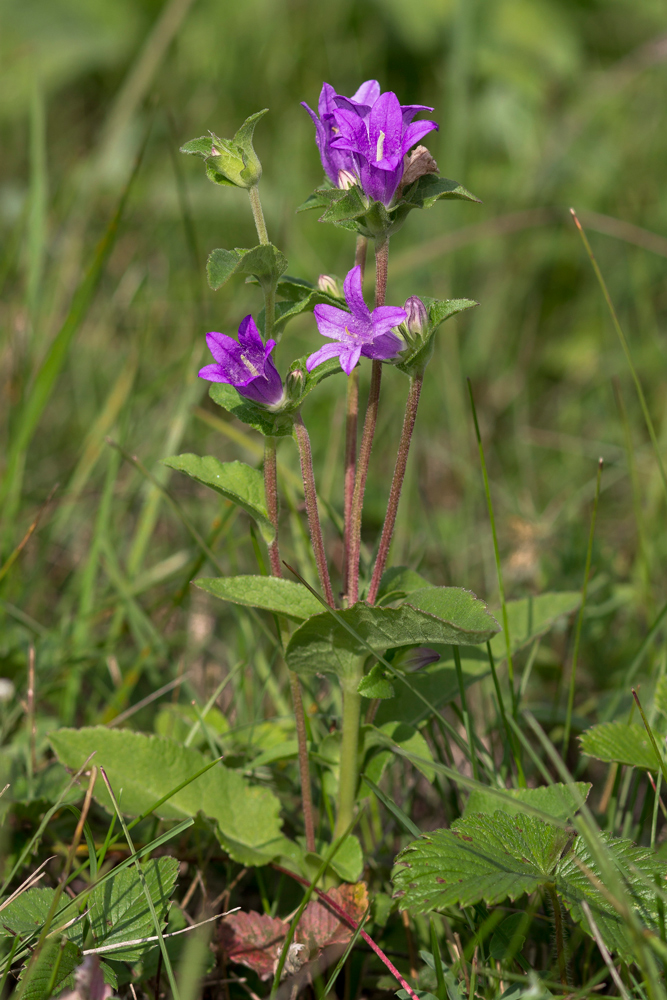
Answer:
404;296;428;337
317;274;343;298
285;367;305;402
392;646;441;672
337;168;357;190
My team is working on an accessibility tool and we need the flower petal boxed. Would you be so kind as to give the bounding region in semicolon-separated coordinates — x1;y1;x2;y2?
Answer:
367;91;403;164
371;306;408;336
400;103;434;125
198;363;229;383
343;266;371;323
238;314;263;349
352;80;381;106
206;330;241;363
313;303;353;341
361;331;403;361
401;120;439;156
306;342;345;371
339;345;362;375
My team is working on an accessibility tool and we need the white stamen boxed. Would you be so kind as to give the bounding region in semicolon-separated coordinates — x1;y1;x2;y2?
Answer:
240;354;260;377
376;131;385;162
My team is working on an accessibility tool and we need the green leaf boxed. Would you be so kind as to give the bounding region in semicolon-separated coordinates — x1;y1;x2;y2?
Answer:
195;575;323;622
396;299;479;377
465;782;591;822
206;243;288;292
488;914;527;962
0;888;73;940
654;675;667;718
357;662;395;699
89;857;178;960
488;591;581;663
49;728;284;865
285;588;500;680
162;454;274;543
376;567;433;605
579;722;660;770
179;135;216;158
16;936;82;1000
305;834;364;883
393;812;665;961
402;174;481;209
318;186;370;224
362;722;435;789
208;383;294;437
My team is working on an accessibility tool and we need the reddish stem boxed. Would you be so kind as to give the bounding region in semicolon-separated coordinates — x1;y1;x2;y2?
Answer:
294;413;335;608
271;864;420;1000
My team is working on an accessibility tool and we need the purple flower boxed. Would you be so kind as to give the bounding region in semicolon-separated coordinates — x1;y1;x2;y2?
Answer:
330;90;438;206
301;80;381;188
199;315;284;408
307;266;407;376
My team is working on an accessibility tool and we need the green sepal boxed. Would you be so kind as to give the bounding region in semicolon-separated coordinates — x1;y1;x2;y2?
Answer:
357;662;395;699
396;297;479;377
207;243;288;292
161;454;275;542
297;173;481;239
180;109;267;189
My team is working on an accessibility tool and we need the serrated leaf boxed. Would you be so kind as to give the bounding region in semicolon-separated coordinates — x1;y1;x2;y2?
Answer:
208;383;294;437
579;722;659;770
402;174;481;209
207;244;288;292
393;813;570;912
49;728;283;865
465;782;591;822
0;887;73;941
89;858;178;961
196;575;323;622
162;454;274;542
285;588;499;680
17;936;82;1000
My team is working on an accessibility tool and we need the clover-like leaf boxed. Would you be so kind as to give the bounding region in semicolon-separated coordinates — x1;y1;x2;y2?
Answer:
162;454;274;542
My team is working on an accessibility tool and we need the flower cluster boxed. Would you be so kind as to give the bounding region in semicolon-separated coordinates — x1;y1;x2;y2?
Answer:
302;80;438;206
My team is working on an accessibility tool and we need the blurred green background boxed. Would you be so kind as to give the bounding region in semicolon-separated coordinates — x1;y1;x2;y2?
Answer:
1;0;667;723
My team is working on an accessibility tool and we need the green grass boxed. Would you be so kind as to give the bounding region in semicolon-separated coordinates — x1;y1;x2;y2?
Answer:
2;0;667;997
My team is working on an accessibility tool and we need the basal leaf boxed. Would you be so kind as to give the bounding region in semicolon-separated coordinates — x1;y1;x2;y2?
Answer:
465;782;591;822
16;936;82;1000
195;575;323;622
162;455;274;542
89;857;178;961
285;588;499;680
392;812;570;912
206;243;288;292
579;722;659;770
49;728;283;865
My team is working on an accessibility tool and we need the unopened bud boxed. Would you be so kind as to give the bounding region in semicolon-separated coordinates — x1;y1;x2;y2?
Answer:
393;646;441;672
404;296;428;337
285;368;305;402
337;168;357;190
317;274;343;298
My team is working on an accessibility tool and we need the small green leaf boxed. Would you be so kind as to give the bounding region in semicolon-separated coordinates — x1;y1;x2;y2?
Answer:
208;383;294;437
179;136;216;158
357;662;395;699
49;728;284;865
488;913;527;963
362;722;434;790
206;243;288;292
0;888;72;940
16;936;82;1000
465;782;591;821
162;454;274;542
376;566;433;604
195;575;323;622
304;834;364;883
318;186;370;224
402;174;481;209
396;299;479;377
89;858;178;961
579;722;659;770
285;588;499;680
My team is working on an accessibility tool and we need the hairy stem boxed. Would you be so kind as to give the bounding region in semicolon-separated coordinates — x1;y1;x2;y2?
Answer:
547;884;568;987
346;237;390;604
293;413;335;607
247;184;269;245
367;372;423;604
335;665;364;838
264;437;315;852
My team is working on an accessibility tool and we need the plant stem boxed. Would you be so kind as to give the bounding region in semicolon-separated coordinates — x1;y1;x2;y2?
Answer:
367;372;423;605
347;236;390;604
547;883;568;987
335;663;364;837
562;457;602;754
248;184;269;245
293;413;335;607
264;437;282;579
263;437;316;853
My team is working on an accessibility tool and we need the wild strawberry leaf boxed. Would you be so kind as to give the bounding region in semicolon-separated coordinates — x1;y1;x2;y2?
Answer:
579;722;660;770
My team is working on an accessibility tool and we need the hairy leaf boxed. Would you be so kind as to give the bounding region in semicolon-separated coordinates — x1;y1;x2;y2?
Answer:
162;455;274;542
49;728;283;865
579;722;659;770
402;174;481;209
207;244;288;292
208;383;295;437
465;782;591;821
17;936;82;1000
195;575;323;622
286;588;500;679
